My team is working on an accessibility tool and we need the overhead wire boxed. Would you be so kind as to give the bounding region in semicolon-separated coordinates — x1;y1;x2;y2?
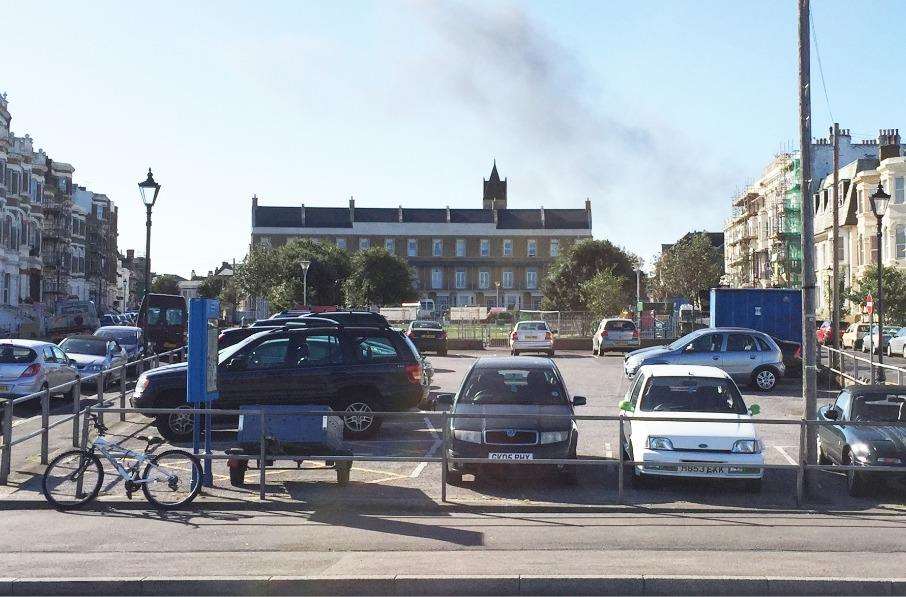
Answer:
809;6;834;126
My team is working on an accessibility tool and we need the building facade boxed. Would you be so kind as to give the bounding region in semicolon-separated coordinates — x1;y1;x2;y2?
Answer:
250;164;593;311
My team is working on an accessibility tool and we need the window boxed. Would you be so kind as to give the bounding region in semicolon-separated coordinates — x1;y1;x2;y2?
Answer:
871;235;879;264
243;338;290;370
480;239;490;257
857;234;863;266
43;346;58;363
407;238;417;257
502;270;514;288
353;335;399;362
683;333;723;353
385;238;395;253
833;391;851;420
897;226;906;259
526;268;538;289
726;334;758;352
433;239;443;257
896;177;905;205
293;334;342;366
455;269;466;289
836;236;845;262
527;239;537;257
431;267;443;289
359;238;370;251
550;239;560;257
503;239;513;257
479;270;490;289
336;237;347;250
455;238;465;257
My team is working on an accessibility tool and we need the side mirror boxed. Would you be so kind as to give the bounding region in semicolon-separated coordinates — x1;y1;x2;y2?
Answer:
225;357;245;371
572;395;587;406
436;393;455;406
618;399;634;413
748;404;761;416
824;407;839;420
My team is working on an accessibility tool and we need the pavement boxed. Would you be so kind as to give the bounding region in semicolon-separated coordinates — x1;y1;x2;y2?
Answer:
2;349;905;595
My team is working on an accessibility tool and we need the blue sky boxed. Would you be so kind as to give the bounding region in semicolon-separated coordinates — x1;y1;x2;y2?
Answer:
5;0;906;276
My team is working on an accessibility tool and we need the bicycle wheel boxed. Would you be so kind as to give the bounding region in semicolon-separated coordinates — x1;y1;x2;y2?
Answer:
42;449;104;510
141;449;202;509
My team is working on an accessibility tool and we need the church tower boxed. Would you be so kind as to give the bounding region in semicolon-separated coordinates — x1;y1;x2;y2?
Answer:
482;160;507;210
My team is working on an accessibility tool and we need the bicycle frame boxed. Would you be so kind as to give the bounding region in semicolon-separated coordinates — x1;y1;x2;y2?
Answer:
91;437;170;486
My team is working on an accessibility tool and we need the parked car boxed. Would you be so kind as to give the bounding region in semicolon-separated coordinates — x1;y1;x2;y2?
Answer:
99;314;117;327
887;327;906;357
623;327;786;391
619;364;764;492
304;311;391;327
138;293;188;353
405;320;448;356
437;356;585;485
818;385;906;496
816;321;835;345
862;325;898;355
771;336;802;377
841;322;871;350
93;326;144;359
510;320;554;357
592;318;639;354
132;322;427;441
0;340;79;400
59;335;129;388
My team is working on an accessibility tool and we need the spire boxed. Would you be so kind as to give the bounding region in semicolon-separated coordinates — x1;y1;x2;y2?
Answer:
489;159;500;182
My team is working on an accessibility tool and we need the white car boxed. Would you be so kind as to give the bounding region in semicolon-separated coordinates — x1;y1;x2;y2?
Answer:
619;364;764;492
592;318;640;354
886;326;906;357
509;320;554;357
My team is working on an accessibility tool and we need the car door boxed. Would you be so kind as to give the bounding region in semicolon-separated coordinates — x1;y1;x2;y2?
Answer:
286;331;342;407
41;346;62;389
217;335;296;407
342;331;406;408
51;346;77;386
824;390;851;463
724;333;760;382
622;373;646;459
674;332;725;368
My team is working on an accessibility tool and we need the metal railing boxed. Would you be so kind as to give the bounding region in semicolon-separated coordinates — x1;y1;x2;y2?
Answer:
70;404;906;507
0;346;186;484
820;345;906;386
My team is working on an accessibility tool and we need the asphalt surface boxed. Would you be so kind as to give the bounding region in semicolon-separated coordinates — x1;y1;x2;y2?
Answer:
1;350;905;583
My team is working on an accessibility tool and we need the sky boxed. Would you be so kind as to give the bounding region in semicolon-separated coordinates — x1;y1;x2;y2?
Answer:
5;0;906;277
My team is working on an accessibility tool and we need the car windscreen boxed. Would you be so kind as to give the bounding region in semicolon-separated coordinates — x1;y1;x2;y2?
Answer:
412;321;442;330
605;320;635;331
59;339;107;356
147;307;185;326
851;394;906;422
639;376;747;414
95;329;137;344
516;322;549;331
0;345;37;364
458;367;566;405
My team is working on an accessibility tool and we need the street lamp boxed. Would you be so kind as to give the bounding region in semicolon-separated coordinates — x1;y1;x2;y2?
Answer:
870;182;891;377
138;169;160;351
299;259;311;307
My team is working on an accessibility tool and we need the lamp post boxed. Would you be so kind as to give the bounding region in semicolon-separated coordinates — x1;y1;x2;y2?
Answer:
870;182;891;380
138;169;160;351
299;259;311;308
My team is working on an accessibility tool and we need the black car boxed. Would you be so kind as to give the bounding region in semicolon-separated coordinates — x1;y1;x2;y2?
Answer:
133;322;427;441
818;385;906;496
304;311;390;327
437;357;586;485
406;320;447;355
771;336;802;377
219;325;279;349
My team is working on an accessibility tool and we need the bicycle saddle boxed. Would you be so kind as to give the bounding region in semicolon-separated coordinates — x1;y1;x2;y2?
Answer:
138;435;165;446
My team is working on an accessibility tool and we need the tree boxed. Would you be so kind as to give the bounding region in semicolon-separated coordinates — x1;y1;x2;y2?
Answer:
344;247;416;307
541;239;636;311
843;266;906;324
150;274;181;295
198;276;224;299
579;268;626;317
233;245;281;302
275;239;351;307
652;233;723;311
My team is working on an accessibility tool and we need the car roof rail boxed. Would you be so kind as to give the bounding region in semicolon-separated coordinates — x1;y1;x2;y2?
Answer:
283;317;344;329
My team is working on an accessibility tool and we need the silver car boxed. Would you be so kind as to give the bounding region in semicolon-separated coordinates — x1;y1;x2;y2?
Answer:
0;340;79;400
58;335;129;389
623;327;786;391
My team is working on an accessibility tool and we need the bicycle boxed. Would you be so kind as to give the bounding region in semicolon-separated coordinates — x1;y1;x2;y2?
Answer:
42;414;202;510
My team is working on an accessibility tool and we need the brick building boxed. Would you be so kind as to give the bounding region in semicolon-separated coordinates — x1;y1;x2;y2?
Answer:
250;163;593;311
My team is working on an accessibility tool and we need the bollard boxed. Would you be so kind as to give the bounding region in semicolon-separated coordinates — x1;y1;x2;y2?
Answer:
618;416;625;503
71;381;81;448
441;411;448;503
96;372;106;429
259;409;267;501
119;363;127;422
80;407;91;450
0;399;12;484
796;419;806;507
40;387;50;465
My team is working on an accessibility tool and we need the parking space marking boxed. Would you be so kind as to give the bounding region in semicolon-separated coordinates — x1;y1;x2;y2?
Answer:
604;443;613;459
773;445;798;465
409;416;442;478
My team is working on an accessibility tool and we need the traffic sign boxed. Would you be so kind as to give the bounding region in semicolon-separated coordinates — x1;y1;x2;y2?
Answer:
866;294;874;315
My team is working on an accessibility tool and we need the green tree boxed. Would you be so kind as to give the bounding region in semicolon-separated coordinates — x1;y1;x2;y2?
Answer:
579;267;626;317
652;233;723;310
233;245;281;302
343;247;416;307
218;279;241;321
541;239;636;311
843;266;906;324
150;274;181;295
198;276;224;299
275;239;351;307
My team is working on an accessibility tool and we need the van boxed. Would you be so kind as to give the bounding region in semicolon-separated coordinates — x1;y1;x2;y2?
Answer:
138;294;188;353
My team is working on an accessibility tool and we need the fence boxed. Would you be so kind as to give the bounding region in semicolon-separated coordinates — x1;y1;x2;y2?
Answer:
0;346;186;485
819;345;906;386
71;402;906;507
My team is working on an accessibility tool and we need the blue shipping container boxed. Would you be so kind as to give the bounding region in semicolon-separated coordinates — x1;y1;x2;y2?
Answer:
709;288;803;344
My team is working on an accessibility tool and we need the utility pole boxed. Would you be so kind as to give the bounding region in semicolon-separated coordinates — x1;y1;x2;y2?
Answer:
798;0;818;484
832;123;841;370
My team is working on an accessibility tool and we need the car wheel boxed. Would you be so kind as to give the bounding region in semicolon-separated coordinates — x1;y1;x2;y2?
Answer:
817;440;831;466
887;345;893;357
752;367;778;391
446;464;463;486
438;349;447;356
512;350;519;356
845;450;870;497
548;351;555;358
342;400;382;439
156;405;195;443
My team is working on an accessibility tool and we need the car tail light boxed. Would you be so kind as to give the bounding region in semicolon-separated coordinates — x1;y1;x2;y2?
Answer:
405;330;412;337
20;364;40;378
218;332;225;341
794;345;802;359
511;331;518;341
601;330;609;338
405;363;422;384
632;330;639;339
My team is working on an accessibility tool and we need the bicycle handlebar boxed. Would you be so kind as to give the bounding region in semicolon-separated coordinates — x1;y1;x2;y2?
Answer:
89;413;109;435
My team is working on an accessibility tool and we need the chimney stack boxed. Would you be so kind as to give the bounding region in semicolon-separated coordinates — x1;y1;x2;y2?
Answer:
127;249;134;262
585;198;592;229
349;196;355;222
879;129;901;161
300;203;306;227
251;194;258;227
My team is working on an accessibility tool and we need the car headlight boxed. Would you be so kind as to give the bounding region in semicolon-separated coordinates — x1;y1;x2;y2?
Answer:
647;436;674;450
133;375;149;398
850;442;873;462
453;429;482;443
731;439;762;454
539;430;570;444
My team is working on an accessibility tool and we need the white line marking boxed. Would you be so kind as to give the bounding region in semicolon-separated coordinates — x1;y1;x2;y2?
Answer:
605;442;613;459
774;445;797;465
409;415;442;478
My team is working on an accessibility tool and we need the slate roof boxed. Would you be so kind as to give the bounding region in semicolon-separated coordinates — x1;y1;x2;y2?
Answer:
356;208;398;223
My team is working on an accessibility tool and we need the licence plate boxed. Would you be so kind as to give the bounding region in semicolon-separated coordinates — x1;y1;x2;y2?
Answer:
489;453;534;460
0;385;9;392
679;464;727;474
423;334;436;338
